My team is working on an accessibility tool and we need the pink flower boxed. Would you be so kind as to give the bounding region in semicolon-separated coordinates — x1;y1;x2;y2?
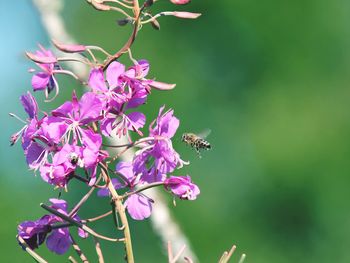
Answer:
29;45;59;95
50;91;103;146
164;176;200;200
133;106;188;181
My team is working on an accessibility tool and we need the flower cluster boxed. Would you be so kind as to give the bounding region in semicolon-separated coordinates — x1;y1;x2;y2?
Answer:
12;0;203;259
13;44;200;253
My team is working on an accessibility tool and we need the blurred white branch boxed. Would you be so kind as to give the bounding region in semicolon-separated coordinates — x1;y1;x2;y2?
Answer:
32;0;197;261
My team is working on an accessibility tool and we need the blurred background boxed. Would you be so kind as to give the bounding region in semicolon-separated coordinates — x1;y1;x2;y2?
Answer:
1;0;350;262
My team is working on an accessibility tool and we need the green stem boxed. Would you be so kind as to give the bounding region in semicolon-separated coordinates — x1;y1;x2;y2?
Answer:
100;163;134;263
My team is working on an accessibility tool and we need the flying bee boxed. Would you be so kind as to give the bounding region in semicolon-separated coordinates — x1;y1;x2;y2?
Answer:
181;129;211;157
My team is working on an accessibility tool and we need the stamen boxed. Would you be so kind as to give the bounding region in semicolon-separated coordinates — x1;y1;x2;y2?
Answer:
9;113;27;124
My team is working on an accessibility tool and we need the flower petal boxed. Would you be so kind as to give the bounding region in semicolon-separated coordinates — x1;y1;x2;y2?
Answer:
46;229;72;255
106;61;125;88
126;112;146;133
25;142;46;169
20;92;38;119
31;72;50;91
79;92;103;123
88;68;107;92
125;194;153;220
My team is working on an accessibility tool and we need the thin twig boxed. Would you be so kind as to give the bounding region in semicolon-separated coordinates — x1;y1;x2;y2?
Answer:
168;241;174;263
171;244;186;263
41;203;123;242
84;210;113;223
122;182;164;199
69;175;102;217
226;245;237;262
93;237;105;263
71;235;89;263
238;254;246;263
102;0;142;70
17;235;48;263
68;256;79;263
100;163;134;261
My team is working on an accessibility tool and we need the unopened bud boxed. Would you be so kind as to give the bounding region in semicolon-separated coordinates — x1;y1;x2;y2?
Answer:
170;0;191;5
151;19;161;30
171;11;201;19
25;52;57;64
52;39;86;53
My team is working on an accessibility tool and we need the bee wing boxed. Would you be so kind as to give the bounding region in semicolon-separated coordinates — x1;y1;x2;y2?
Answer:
197;128;211;139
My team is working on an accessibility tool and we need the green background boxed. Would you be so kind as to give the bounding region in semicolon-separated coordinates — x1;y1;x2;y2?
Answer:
1;0;350;262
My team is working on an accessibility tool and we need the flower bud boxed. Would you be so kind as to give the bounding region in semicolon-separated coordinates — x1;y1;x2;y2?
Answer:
170;0;191;5
151;19;161;30
25;51;57;64
52;39;86;53
171;11;201;19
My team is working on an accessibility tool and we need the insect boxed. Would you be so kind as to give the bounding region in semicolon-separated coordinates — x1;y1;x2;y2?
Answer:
181;129;211;157
68;152;80;166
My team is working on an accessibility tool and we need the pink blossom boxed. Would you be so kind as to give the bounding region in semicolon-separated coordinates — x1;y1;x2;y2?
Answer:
29;45;59;95
133;106;188;180
164;176;200;200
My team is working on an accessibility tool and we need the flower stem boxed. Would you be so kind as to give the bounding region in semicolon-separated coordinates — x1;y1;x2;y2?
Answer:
17;235;48;263
100;163;134;263
41;203;123;242
93;237;105;263
71;235;90;263
122;182;164;199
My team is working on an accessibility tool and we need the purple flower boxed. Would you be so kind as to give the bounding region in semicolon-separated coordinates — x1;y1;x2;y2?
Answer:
89;62;147;137
17;199;86;254
30;45;59;96
164;176;200;200
50;91;103;146
39;140;106;187
88;62;129;109
10;92;39;147
89;60;175;110
101;111;146;137
18;215;51;250
133;106;188;181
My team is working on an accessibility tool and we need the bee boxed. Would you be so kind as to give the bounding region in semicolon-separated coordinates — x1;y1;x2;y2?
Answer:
68;152;82;166
182;129;211;157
